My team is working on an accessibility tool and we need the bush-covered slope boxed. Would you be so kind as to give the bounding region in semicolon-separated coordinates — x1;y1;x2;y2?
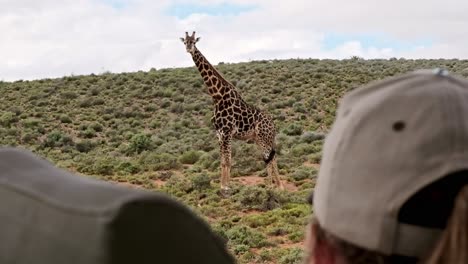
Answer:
1;57;468;263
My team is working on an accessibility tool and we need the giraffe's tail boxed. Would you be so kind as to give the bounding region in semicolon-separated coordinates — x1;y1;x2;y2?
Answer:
264;149;276;164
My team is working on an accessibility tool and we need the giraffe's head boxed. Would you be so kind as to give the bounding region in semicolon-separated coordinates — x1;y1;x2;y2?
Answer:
180;31;200;54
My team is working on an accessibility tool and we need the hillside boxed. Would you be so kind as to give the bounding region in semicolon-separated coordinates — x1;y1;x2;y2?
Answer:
1;58;468;263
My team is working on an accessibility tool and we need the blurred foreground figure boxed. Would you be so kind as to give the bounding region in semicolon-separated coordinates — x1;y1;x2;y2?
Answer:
0;148;235;264
305;69;468;264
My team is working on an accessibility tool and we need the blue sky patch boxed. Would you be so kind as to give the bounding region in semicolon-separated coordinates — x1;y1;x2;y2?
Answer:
323;32;434;52
166;2;258;19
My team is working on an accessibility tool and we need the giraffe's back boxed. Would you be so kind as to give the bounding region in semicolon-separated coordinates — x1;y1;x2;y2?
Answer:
213;98;274;141
210;81;275;142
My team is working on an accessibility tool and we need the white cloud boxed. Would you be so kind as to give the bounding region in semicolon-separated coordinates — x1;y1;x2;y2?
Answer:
1;0;467;81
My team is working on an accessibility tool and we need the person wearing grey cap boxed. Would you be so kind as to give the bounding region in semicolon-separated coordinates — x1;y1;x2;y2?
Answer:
303;69;468;264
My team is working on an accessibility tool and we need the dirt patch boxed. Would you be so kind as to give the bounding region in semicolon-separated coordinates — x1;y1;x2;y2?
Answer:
238;209;264;217
234;175;265;185
233;176;298;192
153;179;166;188
250;240;305;258
303;161;320;169
276;236;305;249
277;240;305;250
282;180;298;192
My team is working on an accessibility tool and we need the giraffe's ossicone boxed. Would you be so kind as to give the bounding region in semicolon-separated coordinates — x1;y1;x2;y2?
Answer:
180;31;284;191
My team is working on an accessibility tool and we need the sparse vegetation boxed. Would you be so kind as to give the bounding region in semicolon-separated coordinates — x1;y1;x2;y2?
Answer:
1;58;467;263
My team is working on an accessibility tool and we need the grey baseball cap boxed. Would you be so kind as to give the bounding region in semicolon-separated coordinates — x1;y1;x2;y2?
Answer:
0;147;235;264
313;68;468;258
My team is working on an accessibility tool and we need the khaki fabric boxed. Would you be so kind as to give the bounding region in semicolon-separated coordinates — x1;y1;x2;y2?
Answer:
0;147;235;264
313;69;468;257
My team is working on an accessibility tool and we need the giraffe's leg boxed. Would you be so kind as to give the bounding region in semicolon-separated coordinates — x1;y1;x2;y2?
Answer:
261;148;284;190
255;138;284;190
219;135;232;190
255;121;284;190
270;155;284;190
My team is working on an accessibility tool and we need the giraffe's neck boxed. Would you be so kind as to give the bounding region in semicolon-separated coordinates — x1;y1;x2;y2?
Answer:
191;48;236;101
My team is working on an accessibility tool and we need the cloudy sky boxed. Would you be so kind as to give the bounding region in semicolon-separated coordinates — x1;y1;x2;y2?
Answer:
1;0;467;81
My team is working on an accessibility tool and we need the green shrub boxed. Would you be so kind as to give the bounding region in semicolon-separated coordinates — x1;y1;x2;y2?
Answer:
225;225;269;248
283;123;303;136
59;114;72;123
291;143;318;157
308;153;322;164
179;150;202;164
0;112;16;127
243;213;278;228
90;122;103;132
139;152;181;171
129;133;152;154
22;118;41;128
41;131;74;148
165;175;193;193
235;186;268;210
94;98;105;105
22;133;38;144
292;167;317;181
191;174;211;191
150;120;161;128
93;157;116;175
4;128;18;137
75;140;96;152
160;99;171;108
233;186;286;211
61;91;78;99
288;230;304;243
80;128;96;138
89;87;100;96
233;244;250;254
169;103;184;113
279;248;304;264
156;170;174;181
292;102;307;113
78;98;94;108
300;131;325;143
116;161;140;174
258;249;274;262
196;151;219;170
144;104;157;112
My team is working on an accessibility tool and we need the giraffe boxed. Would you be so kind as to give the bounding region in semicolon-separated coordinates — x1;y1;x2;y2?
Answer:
180;31;284;191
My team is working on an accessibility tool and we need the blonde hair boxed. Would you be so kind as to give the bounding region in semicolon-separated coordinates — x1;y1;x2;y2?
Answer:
306;185;468;264
424;185;468;264
306;217;392;264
